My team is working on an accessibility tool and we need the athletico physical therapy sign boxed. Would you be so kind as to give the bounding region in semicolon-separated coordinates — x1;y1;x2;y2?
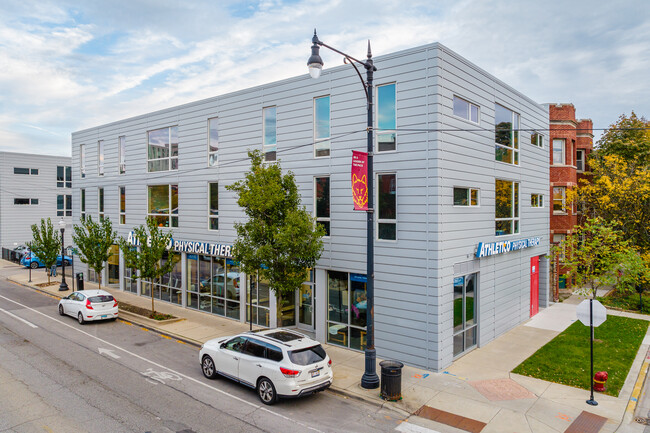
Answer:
127;232;233;257
475;237;541;258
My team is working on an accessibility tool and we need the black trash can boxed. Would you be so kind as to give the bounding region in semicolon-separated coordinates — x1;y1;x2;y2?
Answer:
76;273;84;291
380;360;404;401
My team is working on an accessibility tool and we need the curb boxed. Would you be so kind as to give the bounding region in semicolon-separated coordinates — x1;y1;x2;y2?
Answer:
326;385;412;418
625;348;650;421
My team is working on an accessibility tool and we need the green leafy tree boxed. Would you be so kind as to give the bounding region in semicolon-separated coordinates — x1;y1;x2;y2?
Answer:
118;217;175;316
614;249;650;312
27;218;61;284
226;150;325;326
555;217;628;299
72;215;117;290
595;112;650;166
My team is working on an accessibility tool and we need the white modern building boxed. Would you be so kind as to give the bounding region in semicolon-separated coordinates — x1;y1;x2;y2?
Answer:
0;152;73;249
71;42;549;371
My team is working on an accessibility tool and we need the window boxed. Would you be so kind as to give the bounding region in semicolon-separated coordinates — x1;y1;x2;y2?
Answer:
57;195;72;216
553;234;567;261
453;187;479;206
141;251;182;305
14;198;38;205
247;272;271;327
98;188;104;221
14;167;31;175
553;186;566;213
31;168;38;175
187;255;239;319
263;107;277;162
553;139;565;165
315;177;330;236
209;182;218;230
453;96;479;123
453;274;478;357
531;132;544;148
377;173;396;240
148;184;178;227
208;118;218;166
98;140;104;176
327;271;367;351
57;166;71;188
119;136;126;174
576;150;585;171
314;96;330;158
377;83;396;151
80;189;86;220
531;194;544;208
148;126;178;172
80;144;86;178
495;104;519;165
119;186;126;225
495;179;519;236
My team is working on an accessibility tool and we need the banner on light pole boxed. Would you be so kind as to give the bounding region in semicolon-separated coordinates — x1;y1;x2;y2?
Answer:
351;151;368;211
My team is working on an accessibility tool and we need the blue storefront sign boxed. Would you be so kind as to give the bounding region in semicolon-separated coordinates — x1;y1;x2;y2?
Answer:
476;237;541;258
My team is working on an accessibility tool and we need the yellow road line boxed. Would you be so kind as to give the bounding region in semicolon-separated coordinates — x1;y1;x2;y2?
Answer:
626;355;650;414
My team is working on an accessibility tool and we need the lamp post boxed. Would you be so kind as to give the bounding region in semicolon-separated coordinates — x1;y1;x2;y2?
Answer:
308;29;379;389
59;218;69;291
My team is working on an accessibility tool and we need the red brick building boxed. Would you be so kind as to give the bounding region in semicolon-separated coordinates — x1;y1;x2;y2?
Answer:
549;104;593;296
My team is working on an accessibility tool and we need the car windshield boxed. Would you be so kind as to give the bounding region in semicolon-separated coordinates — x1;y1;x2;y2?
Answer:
288;345;326;366
88;295;114;303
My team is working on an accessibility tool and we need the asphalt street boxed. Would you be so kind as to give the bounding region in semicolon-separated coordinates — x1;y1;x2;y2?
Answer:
0;277;408;433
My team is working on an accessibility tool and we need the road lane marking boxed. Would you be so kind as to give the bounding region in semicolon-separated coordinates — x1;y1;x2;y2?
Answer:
396;422;441;433
98;348;121;359
0;294;323;433
0;307;38;328
142;368;182;385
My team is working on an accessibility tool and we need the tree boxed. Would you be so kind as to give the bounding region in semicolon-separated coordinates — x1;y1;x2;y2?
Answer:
72;215;117;290
118;217;175;316
595;112;650;167
226;150;325;326
27;218;61;284
569;155;650;253
614;249;650;312
555;217;628;299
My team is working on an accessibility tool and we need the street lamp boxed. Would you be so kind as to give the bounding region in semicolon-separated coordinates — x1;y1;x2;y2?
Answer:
59;218;69;291
308;29;380;390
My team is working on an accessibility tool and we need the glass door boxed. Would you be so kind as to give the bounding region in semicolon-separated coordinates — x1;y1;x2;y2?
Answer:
453;273;478;357
107;244;120;286
297;270;314;331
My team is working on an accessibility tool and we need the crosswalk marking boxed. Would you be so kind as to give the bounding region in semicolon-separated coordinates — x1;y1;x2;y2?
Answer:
395;422;441;433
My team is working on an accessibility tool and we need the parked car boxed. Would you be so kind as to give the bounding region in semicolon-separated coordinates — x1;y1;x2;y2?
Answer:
20;253;72;269
13;244;30;255
58;290;118;324
199;329;332;405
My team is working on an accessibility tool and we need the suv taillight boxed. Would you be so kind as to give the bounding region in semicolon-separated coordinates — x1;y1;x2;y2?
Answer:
113;300;118;308
86;299;93;310
280;367;301;378
328;359;332;367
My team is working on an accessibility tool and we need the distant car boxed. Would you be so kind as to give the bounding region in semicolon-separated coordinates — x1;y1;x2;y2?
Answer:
199;329;332;405
58;290;118;324
13;244;29;255
20;254;72;269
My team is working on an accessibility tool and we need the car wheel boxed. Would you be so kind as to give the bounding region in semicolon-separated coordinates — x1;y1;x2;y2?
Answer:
30;261;39;269
257;377;277;405
78;312;85;325
58;305;64;316
201;355;217;379
63;260;70;266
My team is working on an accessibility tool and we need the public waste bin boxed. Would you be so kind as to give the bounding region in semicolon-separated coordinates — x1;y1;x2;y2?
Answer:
76;273;84;291
380;360;404;401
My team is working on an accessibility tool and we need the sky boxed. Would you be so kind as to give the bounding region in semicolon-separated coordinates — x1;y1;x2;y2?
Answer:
0;0;648;157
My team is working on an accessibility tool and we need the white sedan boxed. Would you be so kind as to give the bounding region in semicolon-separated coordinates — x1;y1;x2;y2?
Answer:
58;290;118;324
199;329;332;405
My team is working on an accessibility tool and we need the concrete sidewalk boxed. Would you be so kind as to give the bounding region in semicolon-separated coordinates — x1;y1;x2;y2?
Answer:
3;260;650;433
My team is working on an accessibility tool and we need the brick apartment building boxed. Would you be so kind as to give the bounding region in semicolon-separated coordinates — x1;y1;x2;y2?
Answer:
549;103;594;296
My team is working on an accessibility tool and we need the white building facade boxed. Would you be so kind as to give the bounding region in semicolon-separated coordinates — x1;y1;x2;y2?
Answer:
0;152;73;249
71;43;549;371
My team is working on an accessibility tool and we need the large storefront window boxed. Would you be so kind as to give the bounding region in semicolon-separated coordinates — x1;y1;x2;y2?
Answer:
141;252;182;305
187;255;240;319
247;274;271;327
453;273;478;357
327;271;367;351
124;267;137;293
107;244;119;285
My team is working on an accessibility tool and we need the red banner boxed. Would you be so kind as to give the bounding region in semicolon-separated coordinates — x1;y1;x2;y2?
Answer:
351;151;368;211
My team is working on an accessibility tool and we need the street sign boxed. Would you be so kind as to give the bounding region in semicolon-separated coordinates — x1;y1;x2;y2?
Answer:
577;299;607;327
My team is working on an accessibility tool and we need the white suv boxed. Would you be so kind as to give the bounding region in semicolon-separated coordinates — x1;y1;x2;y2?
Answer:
199;329;332;405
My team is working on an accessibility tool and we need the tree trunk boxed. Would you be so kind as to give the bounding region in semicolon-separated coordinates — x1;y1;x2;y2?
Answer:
98;271;102;290
640;292;644;313
151;278;155;316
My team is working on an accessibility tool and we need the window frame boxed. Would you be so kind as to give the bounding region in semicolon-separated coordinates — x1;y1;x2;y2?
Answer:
98;140;104;176
314;176;330;237
376;83;397;152
147;126;179;172
147;184;179;228
118;136;126;174
80;189;86;220
553;139;565;166
553;186;566;214
80;144;86;178
553;234;567;261
495;179;520;236
494;103;520;165
531;193;544;208
452;95;480;124
208;117;218;167
13;167;31;175
57;194;72;217
98;187;105;221
453;187;480;207
576;149;585;172
530;132;545;148
119;186;126;225
208;182;218;231
313;95;331;158
377;172;397;241
262;106;277;162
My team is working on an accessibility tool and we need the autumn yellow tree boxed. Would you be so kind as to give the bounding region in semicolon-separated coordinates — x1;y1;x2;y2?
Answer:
595;112;650;167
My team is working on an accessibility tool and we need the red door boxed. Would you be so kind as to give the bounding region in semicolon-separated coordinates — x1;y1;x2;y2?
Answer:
530;256;539;317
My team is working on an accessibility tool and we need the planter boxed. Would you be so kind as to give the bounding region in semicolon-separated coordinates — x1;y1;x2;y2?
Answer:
118;310;185;326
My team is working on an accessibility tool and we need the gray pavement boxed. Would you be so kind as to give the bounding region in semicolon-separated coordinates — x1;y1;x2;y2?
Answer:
4;259;650;433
